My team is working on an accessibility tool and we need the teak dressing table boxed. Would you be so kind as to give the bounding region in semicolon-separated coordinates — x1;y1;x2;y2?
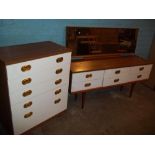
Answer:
66;26;153;108
69;55;153;109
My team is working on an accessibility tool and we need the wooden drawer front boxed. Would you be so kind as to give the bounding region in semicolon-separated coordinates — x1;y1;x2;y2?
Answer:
104;67;131;79
8;64;70;93
71;79;102;92
130;65;153;81
72;70;104;83
6;52;71;81
103;74;132;87
11;88;68;134
9;75;69;104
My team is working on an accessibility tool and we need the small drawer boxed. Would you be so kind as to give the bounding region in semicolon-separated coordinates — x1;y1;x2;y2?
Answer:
104;67;131;79
72;70;104;83
103;74;131;87
71;79;102;92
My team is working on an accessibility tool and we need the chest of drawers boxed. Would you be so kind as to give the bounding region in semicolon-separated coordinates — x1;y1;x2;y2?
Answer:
0;41;71;134
70;56;153;108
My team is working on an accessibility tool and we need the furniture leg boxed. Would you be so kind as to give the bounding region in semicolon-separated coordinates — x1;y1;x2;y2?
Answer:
129;83;136;97
153;85;155;91
74;94;78;101
81;92;86;109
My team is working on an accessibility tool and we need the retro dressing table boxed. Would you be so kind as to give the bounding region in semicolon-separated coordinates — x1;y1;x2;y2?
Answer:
66;26;153;108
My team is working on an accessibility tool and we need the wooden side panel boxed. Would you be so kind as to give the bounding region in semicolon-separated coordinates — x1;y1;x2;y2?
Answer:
0;61;13;134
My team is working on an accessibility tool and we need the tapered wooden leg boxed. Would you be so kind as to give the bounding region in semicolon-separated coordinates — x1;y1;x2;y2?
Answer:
120;85;123;91
129;83;136;97
74;94;78;101
81;92;86;109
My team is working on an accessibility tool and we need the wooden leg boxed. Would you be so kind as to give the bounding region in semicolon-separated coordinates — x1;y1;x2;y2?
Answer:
74;94;78;101
153;85;155;91
129;83;136;97
81;92;86;109
120;85;123;91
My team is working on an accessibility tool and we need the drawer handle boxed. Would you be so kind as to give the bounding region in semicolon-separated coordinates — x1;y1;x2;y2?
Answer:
23;90;32;97
137;75;142;78
55;89;62;95
22;78;32;85
21;65;31;72
56;57;63;63
24;112;33;118
139;67;144;71
86;74;92;78
24;101;32;108
55;79;62;85
114;79;119;83
54;98;61;104
115;70;121;74
55;68;63;74
85;83;91;87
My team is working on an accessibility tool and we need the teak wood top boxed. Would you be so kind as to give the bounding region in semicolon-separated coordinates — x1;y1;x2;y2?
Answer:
71;55;152;73
0;41;70;65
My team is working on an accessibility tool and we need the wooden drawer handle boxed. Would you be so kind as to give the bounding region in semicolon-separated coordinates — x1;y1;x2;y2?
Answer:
55;79;62;85
139;67;144;71
22;78;32;85
137;75;142;78
114;79;119;83
24;112;33;118
55;89;61;95
23;90;32;97
85;83;91;87
21;65;31;72
56;57;63;63
115;70;121;74
55;68;63;74
54;98;61;104
85;74;92;78
24;101;32;108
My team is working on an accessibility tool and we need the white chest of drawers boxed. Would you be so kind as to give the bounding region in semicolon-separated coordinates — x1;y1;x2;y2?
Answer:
0;41;71;134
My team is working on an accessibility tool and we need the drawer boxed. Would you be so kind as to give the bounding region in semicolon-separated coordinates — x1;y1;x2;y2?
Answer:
71;79;102;92
72;70;104;83
104;67;131;79
9;76;70;104
11;88;68;134
103;74;133;87
8;63;70;93
131;65;152;78
129;65;152;81
6;52;71;81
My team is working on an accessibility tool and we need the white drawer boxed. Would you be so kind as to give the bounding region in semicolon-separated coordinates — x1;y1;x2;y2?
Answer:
11;88;68;134
6;52;71;81
9;76;69;104
71;79;102;92
72;70;104;83
129;65;152;81
103;74;133;87
8;63;70;93
104;67;131;79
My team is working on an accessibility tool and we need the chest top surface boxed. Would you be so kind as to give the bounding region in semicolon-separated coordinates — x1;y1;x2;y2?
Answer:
71;55;153;73
0;41;70;65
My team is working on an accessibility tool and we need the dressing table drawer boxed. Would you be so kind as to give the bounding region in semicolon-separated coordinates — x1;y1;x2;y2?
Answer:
71;79;102;92
72;70;104;83
104;67;131;79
